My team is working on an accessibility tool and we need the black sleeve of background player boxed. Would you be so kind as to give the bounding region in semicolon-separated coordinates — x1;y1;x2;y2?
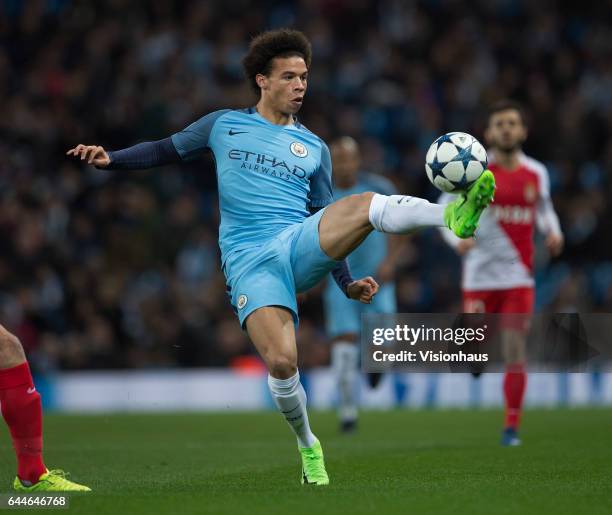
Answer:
104;137;181;170
309;206;354;297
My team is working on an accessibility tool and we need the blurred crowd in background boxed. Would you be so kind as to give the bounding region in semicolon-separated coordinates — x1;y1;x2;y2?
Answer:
0;0;610;372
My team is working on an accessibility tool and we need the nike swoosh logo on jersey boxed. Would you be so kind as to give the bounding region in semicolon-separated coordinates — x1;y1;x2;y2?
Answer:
229;129;248;136
27;387;36;394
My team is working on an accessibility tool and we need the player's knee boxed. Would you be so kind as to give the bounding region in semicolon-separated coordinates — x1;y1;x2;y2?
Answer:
267;354;297;378
505;347;526;364
0;327;25;362
0;327;21;351
502;330;526;363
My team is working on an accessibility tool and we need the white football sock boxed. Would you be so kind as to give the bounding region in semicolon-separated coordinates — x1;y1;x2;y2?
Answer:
369;194;446;233
268;371;317;448
332;342;360;422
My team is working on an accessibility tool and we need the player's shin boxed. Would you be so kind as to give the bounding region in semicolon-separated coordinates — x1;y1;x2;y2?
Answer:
268;371;317;448
504;363;527;430
0;362;46;485
332;342;359;425
368;194;446;234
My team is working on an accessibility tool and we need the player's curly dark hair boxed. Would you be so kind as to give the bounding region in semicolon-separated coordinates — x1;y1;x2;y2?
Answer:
488;99;526;124
242;29;312;95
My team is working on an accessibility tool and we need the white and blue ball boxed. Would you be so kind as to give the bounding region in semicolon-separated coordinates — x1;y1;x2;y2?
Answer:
425;132;488;193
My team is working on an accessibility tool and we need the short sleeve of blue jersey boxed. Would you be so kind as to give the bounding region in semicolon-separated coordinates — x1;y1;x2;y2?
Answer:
171;109;231;161
309;140;333;208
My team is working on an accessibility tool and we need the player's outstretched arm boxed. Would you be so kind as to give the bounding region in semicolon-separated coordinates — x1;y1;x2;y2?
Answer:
66;145;110;167
66;137;181;170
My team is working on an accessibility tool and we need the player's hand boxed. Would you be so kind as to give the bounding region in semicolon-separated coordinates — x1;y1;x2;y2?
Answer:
66;145;111;167
347;276;379;304
457;238;476;256
546;233;564;257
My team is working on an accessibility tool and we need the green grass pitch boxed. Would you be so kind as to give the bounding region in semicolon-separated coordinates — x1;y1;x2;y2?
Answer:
1;409;610;514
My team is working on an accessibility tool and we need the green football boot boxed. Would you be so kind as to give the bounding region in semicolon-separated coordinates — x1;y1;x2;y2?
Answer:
14;469;91;492
444;170;496;238
299;439;329;486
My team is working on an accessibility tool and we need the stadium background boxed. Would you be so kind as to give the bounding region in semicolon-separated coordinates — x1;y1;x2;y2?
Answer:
0;0;610;410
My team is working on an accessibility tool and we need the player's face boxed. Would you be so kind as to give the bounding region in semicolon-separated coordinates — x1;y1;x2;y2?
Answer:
331;144;360;185
258;56;308;115
486;109;527;152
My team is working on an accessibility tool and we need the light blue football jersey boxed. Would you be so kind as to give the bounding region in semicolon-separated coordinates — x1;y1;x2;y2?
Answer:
330;172;396;278
170;108;333;263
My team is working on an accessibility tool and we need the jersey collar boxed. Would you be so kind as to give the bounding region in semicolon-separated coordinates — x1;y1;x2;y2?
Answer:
249;106;302;129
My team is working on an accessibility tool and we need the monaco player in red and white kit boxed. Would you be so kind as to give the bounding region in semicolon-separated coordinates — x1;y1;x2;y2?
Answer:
440;100;564;446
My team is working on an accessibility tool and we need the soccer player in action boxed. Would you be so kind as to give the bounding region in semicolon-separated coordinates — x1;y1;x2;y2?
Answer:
440;100;563;446
0;324;90;492
323;137;402;432
67;29;495;484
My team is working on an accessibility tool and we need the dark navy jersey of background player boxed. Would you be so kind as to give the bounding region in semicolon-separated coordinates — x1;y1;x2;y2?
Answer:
170;108;333;264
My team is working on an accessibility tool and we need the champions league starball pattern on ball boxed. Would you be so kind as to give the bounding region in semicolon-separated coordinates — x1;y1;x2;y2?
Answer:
425;132;488;193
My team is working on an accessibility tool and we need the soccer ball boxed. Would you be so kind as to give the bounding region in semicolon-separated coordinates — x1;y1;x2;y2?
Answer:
425;132;488;193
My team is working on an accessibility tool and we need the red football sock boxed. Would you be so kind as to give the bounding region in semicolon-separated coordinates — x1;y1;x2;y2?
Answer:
503;363;526;430
0;362;46;484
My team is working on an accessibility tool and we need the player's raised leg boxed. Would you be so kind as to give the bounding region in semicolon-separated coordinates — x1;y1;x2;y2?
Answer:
318;171;496;260
0;324;90;492
245;307;329;485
